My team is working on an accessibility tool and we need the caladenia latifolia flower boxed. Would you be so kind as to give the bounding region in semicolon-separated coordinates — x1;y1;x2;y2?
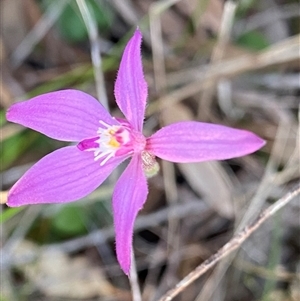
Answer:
6;29;265;275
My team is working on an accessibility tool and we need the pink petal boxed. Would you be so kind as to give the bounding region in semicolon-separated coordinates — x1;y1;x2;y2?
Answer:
112;155;148;275
147;122;265;163
6;89;117;142
7;146;125;207
114;29;148;132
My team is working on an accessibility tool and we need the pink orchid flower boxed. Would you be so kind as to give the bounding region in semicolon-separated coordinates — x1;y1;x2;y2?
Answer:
6;29;265;274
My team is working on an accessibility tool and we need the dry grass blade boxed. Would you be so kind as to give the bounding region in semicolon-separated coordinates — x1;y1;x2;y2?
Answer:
198;0;237;119
237;118;294;231
76;0;108;110
234;3;300;36
149;0;181;92
147;34;300;115
10;0;70;68
110;0;139;27
158;184;300;301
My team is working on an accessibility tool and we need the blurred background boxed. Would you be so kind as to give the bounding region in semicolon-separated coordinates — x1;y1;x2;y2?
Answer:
1;0;299;300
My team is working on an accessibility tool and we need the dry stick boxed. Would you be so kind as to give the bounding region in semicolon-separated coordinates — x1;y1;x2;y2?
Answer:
76;0;109;110
158;184;300;301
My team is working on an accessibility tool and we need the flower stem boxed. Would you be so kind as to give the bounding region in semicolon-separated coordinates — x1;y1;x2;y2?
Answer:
129;249;142;301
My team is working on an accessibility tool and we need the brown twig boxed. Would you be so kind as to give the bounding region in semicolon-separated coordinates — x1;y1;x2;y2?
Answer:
158;184;300;301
